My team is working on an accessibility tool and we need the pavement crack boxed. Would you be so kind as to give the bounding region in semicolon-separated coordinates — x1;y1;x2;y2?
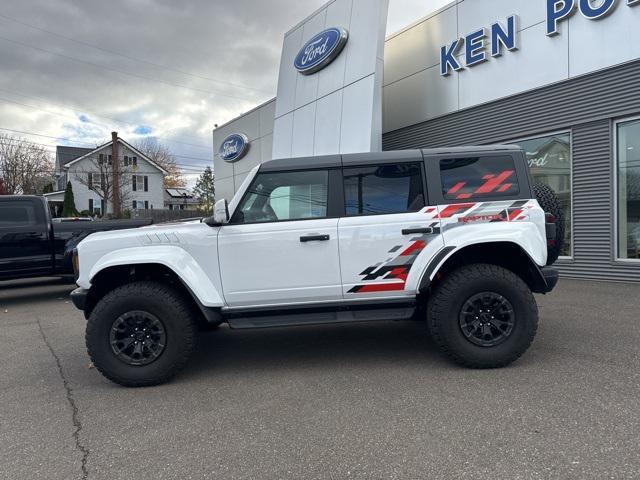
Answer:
36;317;89;480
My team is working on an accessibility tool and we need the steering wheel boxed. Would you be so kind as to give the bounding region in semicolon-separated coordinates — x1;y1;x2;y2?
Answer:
244;203;278;223
260;203;278;222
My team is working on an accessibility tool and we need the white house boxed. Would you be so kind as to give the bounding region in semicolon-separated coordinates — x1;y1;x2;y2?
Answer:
53;133;166;216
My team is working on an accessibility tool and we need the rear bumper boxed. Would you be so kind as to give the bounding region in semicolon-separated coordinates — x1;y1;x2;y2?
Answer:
540;267;559;293
70;288;88;311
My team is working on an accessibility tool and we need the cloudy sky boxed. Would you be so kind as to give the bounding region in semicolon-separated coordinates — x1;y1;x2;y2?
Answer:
0;0;450;181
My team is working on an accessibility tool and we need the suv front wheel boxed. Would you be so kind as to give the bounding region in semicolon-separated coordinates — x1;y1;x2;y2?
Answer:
427;264;538;369
86;281;197;387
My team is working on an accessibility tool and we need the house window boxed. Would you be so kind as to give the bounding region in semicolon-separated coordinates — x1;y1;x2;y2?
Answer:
512;132;572;258
132;175;148;192
617;118;640;260
123;156;138;167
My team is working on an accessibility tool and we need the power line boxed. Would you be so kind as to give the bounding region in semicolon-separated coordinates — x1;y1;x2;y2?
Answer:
0;86;211;147
0;96;213;151
0;13;272;96
0;127;95;146
0;146;208;173
0;128;213;168
0;34;264;103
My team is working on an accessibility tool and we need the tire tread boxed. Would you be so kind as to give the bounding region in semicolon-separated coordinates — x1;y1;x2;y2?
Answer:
428;264;538;369
533;182;564;265
86;281;196;387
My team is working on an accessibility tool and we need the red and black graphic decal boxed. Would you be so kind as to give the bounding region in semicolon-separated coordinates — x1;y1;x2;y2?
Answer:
437;203;476;219
445;170;516;200
348;224;439;294
434;200;531;225
348;199;534;294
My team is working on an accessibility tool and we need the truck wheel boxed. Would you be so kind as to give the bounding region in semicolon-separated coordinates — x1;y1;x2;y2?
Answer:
427;264;538;369
86;282;197;387
533;183;564;265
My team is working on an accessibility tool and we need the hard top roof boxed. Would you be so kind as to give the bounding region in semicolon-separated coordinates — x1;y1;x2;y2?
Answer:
260;145;522;172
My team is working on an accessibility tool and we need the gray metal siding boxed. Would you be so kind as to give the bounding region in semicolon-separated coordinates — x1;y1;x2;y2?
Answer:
383;59;640;282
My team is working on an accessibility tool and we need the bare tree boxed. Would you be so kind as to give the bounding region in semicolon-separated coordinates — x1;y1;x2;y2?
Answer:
134;137;186;188
0;133;54;194
74;157;133;214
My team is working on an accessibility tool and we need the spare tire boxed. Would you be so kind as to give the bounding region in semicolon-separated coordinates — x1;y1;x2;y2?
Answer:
533;183;564;265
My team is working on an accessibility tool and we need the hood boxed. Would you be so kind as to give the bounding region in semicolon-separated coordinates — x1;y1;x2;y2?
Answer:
79;219;212;248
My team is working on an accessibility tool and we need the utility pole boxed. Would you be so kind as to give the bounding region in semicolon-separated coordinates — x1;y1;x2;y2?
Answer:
111;131;121;217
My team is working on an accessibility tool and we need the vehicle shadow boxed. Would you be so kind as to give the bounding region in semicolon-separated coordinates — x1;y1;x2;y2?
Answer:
183;320;447;380
0;278;74;307
0;277;73;290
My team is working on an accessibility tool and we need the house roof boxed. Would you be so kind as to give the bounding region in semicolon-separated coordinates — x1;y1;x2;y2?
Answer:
42;190;66;202
165;188;194;198
57;146;94;167
62;138;169;175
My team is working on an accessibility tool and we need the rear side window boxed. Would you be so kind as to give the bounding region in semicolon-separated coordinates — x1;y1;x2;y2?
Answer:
440;156;520;200
0;201;37;226
344;163;425;216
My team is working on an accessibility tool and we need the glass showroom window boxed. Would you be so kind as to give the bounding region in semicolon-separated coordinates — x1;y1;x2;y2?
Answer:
617;119;640;260
514;133;572;257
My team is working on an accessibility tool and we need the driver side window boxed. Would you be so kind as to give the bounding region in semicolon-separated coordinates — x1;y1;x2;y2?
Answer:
232;170;329;224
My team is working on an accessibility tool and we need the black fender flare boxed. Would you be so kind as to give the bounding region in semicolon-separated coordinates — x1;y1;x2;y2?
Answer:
418;245;558;294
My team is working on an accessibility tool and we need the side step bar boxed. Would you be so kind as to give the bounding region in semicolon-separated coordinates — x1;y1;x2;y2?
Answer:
225;301;416;330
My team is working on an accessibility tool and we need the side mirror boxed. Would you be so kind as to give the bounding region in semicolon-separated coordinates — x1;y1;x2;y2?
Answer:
213;198;230;224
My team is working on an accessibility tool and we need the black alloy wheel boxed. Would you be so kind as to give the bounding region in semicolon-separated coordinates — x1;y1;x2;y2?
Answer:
459;292;515;348
110;311;167;366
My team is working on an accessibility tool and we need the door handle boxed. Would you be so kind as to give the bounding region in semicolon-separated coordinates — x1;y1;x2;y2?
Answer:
300;234;330;243
402;228;434;235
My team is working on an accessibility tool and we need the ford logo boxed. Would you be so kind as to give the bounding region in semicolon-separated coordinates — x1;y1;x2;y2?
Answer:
219;133;250;163
294;27;349;75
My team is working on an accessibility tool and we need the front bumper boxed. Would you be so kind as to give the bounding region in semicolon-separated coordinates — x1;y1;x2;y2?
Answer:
70;288;88;311
540;267;559;293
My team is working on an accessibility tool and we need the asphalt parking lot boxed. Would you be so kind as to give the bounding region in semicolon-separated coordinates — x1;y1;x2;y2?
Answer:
0;278;639;480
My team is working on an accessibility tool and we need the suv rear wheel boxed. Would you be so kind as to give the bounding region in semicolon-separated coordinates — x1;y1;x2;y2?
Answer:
86;281;197;387
427;264;538;369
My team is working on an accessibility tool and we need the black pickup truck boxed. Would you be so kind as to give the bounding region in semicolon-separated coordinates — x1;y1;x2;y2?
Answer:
0;196;152;282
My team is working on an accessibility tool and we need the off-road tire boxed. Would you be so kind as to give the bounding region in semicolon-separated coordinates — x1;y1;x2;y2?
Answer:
533;182;564;265
86;281;197;387
427;264;538;369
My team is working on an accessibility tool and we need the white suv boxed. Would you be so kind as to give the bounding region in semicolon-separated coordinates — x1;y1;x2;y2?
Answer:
71;146;561;387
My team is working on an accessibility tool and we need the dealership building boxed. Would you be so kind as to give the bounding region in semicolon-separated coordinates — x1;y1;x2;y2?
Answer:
213;0;640;283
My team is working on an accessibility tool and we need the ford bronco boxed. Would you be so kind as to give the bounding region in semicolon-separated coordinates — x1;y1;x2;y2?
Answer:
71;146;562;387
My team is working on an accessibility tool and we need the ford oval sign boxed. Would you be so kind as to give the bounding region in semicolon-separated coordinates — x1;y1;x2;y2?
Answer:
294;27;349;75
219;134;249;163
